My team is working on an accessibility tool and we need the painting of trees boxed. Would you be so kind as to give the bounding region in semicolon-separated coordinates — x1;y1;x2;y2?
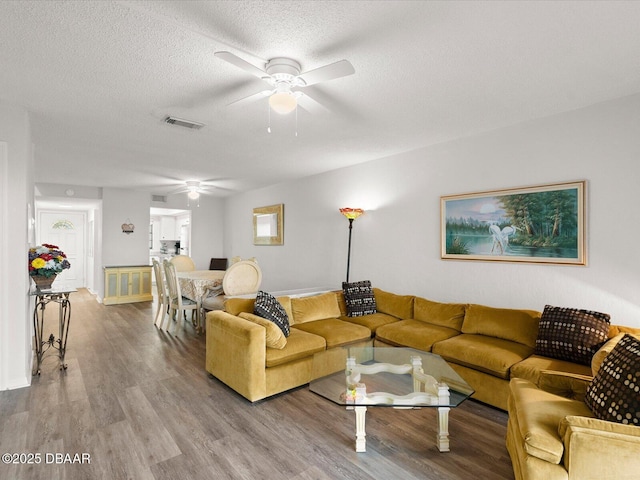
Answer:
441;181;585;264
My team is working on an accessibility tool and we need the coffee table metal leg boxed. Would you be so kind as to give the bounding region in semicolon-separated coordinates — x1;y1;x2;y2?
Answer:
437;406;450;452
355;406;367;452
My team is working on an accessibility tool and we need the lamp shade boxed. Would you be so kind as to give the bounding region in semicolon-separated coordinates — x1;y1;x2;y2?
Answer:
269;92;297;115
339;208;364;220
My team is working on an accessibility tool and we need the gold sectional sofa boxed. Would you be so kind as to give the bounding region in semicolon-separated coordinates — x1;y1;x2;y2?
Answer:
206;289;640;479
206;289;637;409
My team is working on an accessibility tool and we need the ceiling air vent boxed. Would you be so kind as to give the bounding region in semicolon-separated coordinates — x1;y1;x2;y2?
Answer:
152;195;167;203
163;116;205;130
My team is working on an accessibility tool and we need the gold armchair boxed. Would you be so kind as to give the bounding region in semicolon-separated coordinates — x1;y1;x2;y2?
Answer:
507;370;640;480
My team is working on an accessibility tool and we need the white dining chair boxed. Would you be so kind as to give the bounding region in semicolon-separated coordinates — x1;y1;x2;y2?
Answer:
152;258;169;328
202;259;263;312
170;255;196;272
163;259;200;334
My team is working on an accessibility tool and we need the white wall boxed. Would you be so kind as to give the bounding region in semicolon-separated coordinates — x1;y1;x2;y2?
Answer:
0;102;34;390
224;94;640;328
102;188;152;267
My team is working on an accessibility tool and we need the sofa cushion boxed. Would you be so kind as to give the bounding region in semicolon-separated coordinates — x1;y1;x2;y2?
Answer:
509;377;594;464
291;292;341;324
265;328;326;368
375;319;460;352
292;319;371;348
254;291;290;337
342;280;377;316
535;305;610;366
511;354;592;386
461;304;541;348
225;297;255;315
433;334;534;379
585;334;640;425
372;288;414;319
239;312;287;349
339;312;399;333
414;297;466;331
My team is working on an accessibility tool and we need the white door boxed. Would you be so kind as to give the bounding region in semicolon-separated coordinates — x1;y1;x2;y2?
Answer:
37;211;86;288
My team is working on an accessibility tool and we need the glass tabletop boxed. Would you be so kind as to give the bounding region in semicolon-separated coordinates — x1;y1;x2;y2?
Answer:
29;286;77;296
310;345;474;408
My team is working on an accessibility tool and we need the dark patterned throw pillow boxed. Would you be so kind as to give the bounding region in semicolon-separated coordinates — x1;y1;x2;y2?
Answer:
585;334;640;425
535;305;610;366
254;291;290;337
342;280;377;317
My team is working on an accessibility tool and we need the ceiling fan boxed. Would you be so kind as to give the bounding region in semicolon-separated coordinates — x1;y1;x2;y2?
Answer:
167;180;229;202
214;51;355;115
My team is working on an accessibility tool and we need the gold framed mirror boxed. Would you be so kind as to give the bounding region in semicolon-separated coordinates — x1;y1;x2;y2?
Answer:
253;204;284;245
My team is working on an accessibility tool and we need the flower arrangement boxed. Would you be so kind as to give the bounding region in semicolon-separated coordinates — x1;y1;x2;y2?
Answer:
28;244;71;278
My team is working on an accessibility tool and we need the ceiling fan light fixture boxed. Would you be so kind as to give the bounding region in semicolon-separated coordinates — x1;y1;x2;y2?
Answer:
269;92;297;115
187;190;200;200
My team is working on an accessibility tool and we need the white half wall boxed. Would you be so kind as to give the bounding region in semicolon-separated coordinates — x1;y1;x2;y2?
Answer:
223;94;640;328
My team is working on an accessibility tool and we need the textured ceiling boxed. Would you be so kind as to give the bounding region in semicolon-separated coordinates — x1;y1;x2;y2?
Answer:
2;1;640;198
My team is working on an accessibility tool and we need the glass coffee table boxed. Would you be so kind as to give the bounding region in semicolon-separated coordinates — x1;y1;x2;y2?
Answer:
309;345;474;453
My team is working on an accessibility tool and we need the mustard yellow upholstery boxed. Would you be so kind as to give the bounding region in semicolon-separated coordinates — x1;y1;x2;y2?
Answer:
339;312;399;332
206;287;640;425
239;312;287;349
433;334;533;379
511;355;593;386
372;288;414;318
225;296;293;320
414;297;466;330
291;292;341;324
265;328;325;367
292;319;371;348
462;304;541;348
507;371;640;480
375;319;459;351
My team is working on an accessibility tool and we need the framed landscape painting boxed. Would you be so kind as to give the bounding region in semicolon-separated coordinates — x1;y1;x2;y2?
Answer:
441;181;586;265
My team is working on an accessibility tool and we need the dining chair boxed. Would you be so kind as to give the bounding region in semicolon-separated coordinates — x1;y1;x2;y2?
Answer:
202;259;263;312
209;257;228;270
170;255;196;272
151;258;168;327
163;259;200;334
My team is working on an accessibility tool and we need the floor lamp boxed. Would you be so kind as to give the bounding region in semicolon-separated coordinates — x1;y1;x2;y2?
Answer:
339;208;364;283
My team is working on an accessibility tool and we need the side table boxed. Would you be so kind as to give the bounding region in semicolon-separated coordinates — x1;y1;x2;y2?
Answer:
30;287;77;375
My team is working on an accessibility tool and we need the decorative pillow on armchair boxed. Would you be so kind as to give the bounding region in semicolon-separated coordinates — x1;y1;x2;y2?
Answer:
342;280;377;317
585;334;640;425
254;290;290;337
535;305;610;365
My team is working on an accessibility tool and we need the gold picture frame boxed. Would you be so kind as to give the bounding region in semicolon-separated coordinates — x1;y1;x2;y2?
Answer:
253;204;284;245
441;181;586;265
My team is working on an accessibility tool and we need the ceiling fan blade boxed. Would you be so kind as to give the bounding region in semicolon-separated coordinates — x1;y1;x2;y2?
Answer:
296;92;330;114
215;51;269;80
167;186;189;195
228;89;273;107
297;60;355;87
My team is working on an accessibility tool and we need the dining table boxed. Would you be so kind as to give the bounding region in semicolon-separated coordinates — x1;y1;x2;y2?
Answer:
177;270;225;331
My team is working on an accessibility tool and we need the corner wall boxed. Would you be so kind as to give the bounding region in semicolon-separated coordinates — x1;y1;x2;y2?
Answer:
224;94;640;327
0;103;34;390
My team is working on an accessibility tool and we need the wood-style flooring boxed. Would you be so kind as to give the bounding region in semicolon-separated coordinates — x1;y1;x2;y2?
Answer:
0;289;515;479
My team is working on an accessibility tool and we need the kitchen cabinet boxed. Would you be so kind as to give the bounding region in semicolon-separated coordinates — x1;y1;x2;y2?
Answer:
103;265;153;305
